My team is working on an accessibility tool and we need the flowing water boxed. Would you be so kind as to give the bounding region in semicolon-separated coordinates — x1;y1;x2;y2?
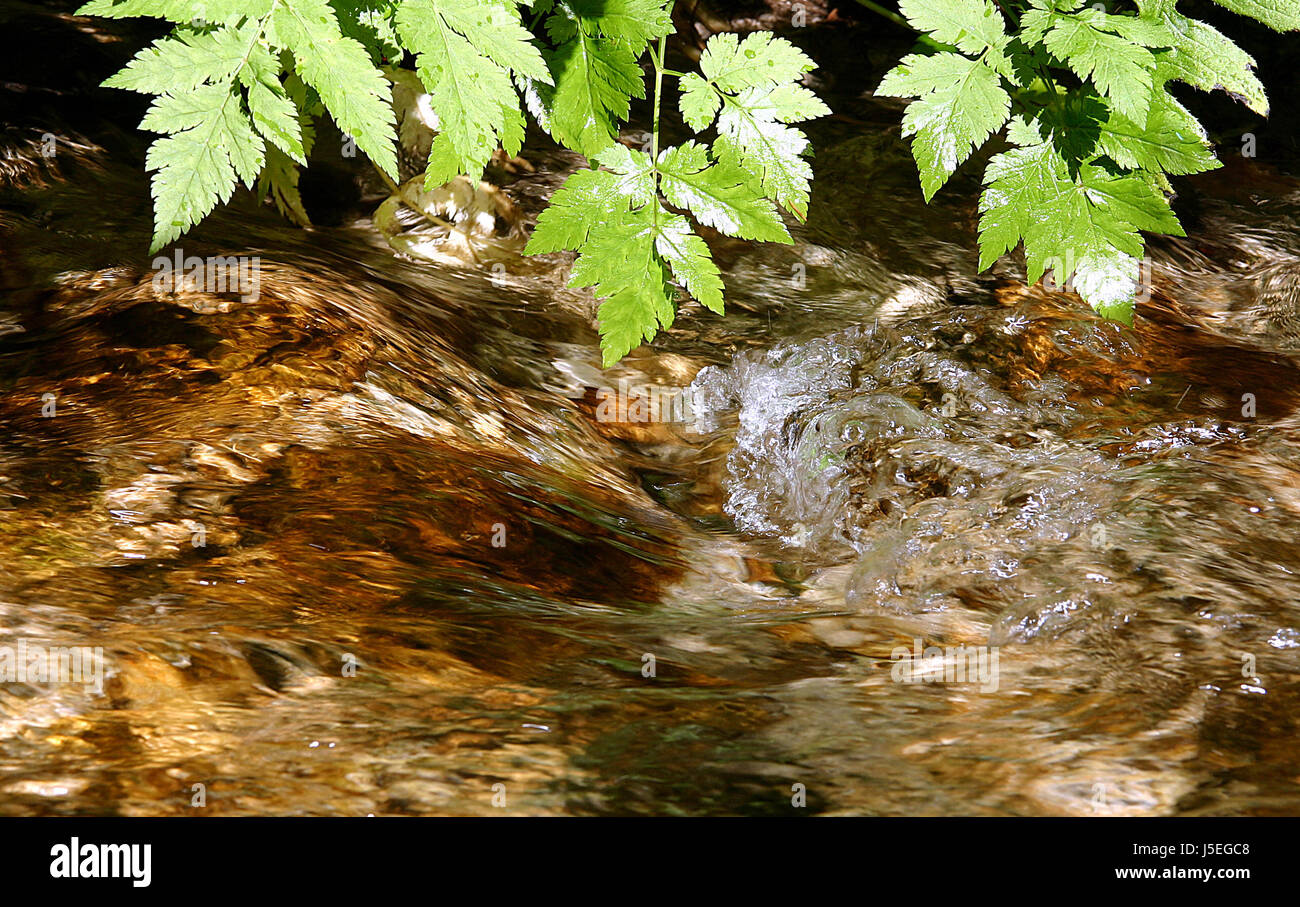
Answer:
4;9;1300;816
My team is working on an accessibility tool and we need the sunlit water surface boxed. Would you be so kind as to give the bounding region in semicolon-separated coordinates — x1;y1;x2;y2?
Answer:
4;22;1300;815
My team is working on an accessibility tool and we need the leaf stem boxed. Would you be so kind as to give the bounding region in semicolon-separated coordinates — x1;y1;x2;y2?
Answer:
375;162;401;195
650;35;667;229
1037;63;1060;104
651;36;666;165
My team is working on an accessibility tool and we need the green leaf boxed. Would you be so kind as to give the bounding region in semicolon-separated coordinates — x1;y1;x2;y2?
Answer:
714;96;815;219
525;167;624;254
276;0;399;180
897;0;1010;57
99;14;281;252
221;104;268;187
246;75;306;163
654;212;724;315
566;205;665;300
656;141;790;242
395;0;541;184
101;25;255;94
1035;8;1165;121
334;0;405;65
548;0;673;45
1097;81;1221;176
143;83;253;252
542;30;645;156
1076;162;1184;237
454;0;549;81
567;206;675;365
258;144;312;226
878;52;1011;200
1018;90;1107;165
592;0;674;44
978;132;1183;316
1019;0;1071;46
595;279;672;366
1137;0;1268;115
678;73;722;132
678;31;828;217
707;70;829;218
572;204;726;365
77;0;273;24
534;0;669;157
1210;0;1300;32
533;159;735;362
592;143;658;205
977;133;1059;271
697;32;818;93
744;83;832;124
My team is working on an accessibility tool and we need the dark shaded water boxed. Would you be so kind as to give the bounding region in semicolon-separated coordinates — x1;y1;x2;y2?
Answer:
3;5;1300;816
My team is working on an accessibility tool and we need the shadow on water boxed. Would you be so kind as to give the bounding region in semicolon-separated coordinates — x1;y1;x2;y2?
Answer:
2;3;1300;815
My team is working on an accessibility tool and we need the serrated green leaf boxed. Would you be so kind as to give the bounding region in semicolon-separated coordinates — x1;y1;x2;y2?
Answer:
218;103;264;188
138;82;225;133
877;51;958;97
698;32;817;93
1019;91;1106;164
1210;0;1300;32
258;143;312;226
246;76;306;163
143;87;247;251
567;206;675;365
102;25;254;94
654;213;724;315
436;0;549;82
1098;81;1221;175
982;139;1143;279
566;209;655;298
593;143;658;205
396;0;538;184
656;141;790;242
276;0;399;180
548;0;673;45
1077;162;1183;236
548;188;734;362
595;279;672;366
744;83;831;124
334;0;405;65
102;12;277;253
542;30;645;156
715;90;816;219
78;0;273;24
1020;0;1069;47
878;52;1011;200
240;38;283;88
1106;12;1176;47
678;30;826;218
678;73;721;132
1137;0;1268;114
1036;9;1163;121
978;135;1181;316
524;167;623;253
897;0;1009;56
977;132;1058;270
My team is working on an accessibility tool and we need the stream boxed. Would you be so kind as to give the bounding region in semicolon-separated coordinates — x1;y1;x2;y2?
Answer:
3;5;1300;816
